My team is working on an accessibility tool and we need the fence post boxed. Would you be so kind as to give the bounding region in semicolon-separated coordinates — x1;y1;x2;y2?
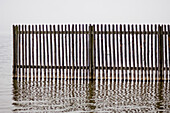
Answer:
13;25;18;78
89;25;94;80
158;25;164;81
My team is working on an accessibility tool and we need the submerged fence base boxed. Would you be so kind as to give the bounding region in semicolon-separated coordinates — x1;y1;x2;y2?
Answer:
13;24;170;81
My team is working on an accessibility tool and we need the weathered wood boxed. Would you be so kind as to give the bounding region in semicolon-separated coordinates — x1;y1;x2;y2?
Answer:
89;24;92;79
58;25;61;78
61;25;64;78
101;24;104;79
13;25;18;78
135;25;139;79
108;25;112;79
85;24;88;79
120;25;123;79
50;25;53;77
139;25;143;80
28;25;31;76
143;25;146;80
39;25;42;77
35;25;38;79
46;25;49;77
104;25;108;78
132;25;135;80
32;25;35;76
93;24;96;79
53;25;57;78
168;25;170;80
97;25;100;79
128;25;131;79
42;25;46;77
147;25;150;79
79;24;81;79
18;25;21;77
151;25;153;77
164;25;168;78
68;25;71;78
75;25;78;77
82;25;85;78
124;25;127;78
112;25;116;79
72;25;74;79
116;25;119;79
25;25;27;77
65;25;68;79
155;25;157;79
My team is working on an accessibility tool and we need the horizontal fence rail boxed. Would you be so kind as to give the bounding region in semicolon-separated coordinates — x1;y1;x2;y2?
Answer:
13;24;170;81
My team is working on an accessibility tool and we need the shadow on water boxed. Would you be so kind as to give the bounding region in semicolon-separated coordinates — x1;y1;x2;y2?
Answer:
12;78;170;112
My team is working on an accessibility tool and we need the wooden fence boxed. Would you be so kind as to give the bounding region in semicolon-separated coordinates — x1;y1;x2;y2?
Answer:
13;24;170;81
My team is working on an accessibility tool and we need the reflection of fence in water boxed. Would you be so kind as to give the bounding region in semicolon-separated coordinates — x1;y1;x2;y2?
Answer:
13;79;170;112
13;24;170;80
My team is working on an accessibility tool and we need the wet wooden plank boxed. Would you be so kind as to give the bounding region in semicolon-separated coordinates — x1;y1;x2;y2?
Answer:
53;25;57;78
120;24;123;79
124;25;127;79
128;25;131;79
108;25;112;79
50;25;53;77
104;24;108;78
135;25;139;79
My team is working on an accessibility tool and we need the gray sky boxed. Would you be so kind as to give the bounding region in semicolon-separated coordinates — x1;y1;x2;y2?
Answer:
0;0;170;35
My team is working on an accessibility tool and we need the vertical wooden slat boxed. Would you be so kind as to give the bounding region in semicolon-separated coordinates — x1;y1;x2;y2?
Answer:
35;25;38;79
18;25;21;77
50;25;53;77
143;25;146;80
42;25;46;78
25;25;27;77
46;25;49;77
116;25;119;79
28;25;31;76
32;25;35;77
65;25;68;79
89;24;92;79
72;24;74;79
68;25;71;78
85;24;88;79
108;25;112;79
120;24;123;80
139;25;143;80
82;25;85;78
61;25;64;78
75;24;78;78
79;24;81;79
53;25;57;78
128;25;131;79
155;25;157;79
39;25;42;77
135;25;139;79
124;25;127;79
132;25;135;80
57;25;61;78
112;25;116;79
101;24;104;79
13;25;18;78
151;25;153;78
147;25;150;79
164;25;168;79
168;25;170;80
93;24;96;79
104;24;108;78
97;25;100;79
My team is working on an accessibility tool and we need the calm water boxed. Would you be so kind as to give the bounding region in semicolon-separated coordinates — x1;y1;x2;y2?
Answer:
0;35;170;112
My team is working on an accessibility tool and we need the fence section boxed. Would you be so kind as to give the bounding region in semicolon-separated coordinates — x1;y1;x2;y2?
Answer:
13;24;170;80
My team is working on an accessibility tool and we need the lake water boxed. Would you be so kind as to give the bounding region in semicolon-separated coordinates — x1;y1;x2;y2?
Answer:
0;35;170;112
